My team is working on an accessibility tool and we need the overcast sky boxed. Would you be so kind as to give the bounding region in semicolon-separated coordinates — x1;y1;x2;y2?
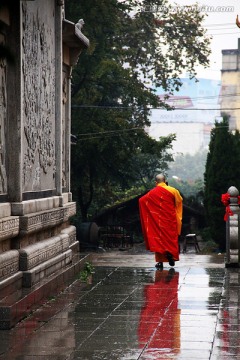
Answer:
168;0;240;80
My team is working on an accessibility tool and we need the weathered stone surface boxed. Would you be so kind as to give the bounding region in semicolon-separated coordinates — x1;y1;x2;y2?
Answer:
22;1;56;192
18;203;76;235
0;250;19;281
0;254;91;329
19;207;66;235
63;202;76;221
0;0;86;329
0;216;19;242
61;226;78;252
60;193;69;206
11;196;61;216
0;203;11;219
69;241;79;253
0;272;22;300
22;249;72;287
0;239;11;253
61;225;76;245
19;233;70;271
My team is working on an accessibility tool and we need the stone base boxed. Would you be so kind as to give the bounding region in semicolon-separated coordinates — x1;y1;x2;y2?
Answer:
0;253;92;329
22;249;72;287
0;272;23;301
70;240;79;253
225;251;240;267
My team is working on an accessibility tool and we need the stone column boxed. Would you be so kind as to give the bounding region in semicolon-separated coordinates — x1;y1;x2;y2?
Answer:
7;4;22;202
225;186;240;267
55;1;63;197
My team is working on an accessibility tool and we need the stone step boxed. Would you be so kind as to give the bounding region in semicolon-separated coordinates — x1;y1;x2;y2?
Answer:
0;253;92;329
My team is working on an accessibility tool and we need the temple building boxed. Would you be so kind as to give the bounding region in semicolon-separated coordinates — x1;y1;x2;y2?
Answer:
0;1;89;329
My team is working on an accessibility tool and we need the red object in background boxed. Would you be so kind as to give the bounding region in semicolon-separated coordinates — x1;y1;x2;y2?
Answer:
221;192;240;221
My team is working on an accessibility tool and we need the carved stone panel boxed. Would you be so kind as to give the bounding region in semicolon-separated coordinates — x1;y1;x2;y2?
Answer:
0;34;7;194
19;207;66;235
61;225;76;245
0;250;19;281
21;1;56;192
62;65;71;193
63;202;76;221
0;216;19;242
19;233;69;271
22;249;72;288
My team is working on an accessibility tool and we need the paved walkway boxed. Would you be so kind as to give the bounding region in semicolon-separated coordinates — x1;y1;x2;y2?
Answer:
0;247;239;359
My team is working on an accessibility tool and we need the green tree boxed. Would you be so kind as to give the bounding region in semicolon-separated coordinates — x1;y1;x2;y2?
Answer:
167;150;208;182
0;3;15;63
65;0;211;221
204;116;240;251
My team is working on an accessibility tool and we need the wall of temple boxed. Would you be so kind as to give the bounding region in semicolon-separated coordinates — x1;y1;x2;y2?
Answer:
0;0;89;328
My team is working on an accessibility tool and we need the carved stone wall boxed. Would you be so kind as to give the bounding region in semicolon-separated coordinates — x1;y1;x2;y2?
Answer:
62;67;67;190
21;1;56;192
0;1;90;329
0;34;7;194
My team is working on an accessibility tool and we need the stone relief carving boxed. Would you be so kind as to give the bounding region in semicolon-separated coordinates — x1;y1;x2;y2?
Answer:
62;70;68;188
0;250;19;280
0;36;7;194
20;207;65;235
19;234;69;270
22;3;55;190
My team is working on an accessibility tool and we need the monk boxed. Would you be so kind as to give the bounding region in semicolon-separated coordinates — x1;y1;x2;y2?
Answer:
139;174;183;268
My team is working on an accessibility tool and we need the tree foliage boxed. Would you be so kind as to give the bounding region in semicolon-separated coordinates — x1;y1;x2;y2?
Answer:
204;116;240;251
0;3;15;63
167;150;208;182
65;0;211;221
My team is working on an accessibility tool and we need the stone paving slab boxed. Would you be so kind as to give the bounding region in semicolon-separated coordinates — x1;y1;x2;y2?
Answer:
91;248;225;268
0;250;239;360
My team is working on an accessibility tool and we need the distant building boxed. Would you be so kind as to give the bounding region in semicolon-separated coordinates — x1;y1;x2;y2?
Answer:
149;78;221;155
150;122;212;156
220;38;240;130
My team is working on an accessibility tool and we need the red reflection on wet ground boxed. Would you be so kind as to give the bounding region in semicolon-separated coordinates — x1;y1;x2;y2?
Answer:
138;268;180;354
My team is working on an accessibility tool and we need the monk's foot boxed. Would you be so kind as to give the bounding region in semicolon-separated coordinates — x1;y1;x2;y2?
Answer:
166;252;175;267
155;262;163;269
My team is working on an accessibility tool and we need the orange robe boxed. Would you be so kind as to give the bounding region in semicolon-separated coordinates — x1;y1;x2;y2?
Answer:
139;183;183;262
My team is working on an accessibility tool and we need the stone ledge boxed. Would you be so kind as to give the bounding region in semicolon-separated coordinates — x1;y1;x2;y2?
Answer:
19;207;66;235
0;253;92;329
0;272;22;301
63;202;76;221
0;250;19;281
70;241;79;253
0;203;11;219
19;233;70;271
0;216;19;242
11;196;61;216
60;192;72;206
19;204;76;235
22;249;73;287
61;225;76;245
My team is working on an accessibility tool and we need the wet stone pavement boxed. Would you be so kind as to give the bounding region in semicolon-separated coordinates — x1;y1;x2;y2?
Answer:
1;247;240;359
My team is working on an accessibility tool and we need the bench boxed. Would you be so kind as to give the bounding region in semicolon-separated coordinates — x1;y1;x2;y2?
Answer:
183;233;200;253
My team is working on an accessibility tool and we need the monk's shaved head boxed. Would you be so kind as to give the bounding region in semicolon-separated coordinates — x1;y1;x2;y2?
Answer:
155;174;166;183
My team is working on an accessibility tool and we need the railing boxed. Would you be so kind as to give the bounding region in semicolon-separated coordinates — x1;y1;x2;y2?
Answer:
99;225;133;249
